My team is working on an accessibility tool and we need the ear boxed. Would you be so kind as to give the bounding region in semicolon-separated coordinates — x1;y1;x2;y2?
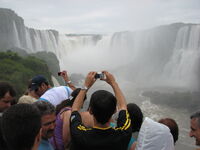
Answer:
32;128;42;150
89;107;93;115
37;128;42;143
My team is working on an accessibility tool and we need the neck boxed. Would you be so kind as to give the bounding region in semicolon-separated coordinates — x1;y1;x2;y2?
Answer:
93;117;111;128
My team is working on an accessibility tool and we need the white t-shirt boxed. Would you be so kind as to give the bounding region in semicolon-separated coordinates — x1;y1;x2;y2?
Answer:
39;86;73;107
136;117;175;150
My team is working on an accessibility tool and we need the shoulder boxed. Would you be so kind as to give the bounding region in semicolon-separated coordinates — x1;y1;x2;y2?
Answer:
18;95;37;104
38;139;54;150
116;110;131;131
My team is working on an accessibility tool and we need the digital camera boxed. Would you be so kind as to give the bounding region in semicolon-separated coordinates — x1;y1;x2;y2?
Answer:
95;72;104;79
58;72;62;76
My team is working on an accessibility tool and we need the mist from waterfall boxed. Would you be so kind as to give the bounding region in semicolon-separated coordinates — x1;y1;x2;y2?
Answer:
59;24;200;92
5;14;200;92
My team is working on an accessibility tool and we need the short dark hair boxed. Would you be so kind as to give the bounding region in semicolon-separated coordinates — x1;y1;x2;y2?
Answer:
127;103;143;132
190;110;200;128
191;111;200;127
159;118;179;144
33;100;55;116
0;82;16;99
56;88;86;115
90;90;117;124
1;104;41;150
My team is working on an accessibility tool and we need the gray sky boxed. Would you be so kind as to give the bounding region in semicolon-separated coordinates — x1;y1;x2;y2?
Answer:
0;0;200;34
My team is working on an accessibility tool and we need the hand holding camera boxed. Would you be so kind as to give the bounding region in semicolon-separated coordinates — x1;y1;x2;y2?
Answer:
58;70;70;82
95;72;105;80
101;71;116;86
58;72;62;76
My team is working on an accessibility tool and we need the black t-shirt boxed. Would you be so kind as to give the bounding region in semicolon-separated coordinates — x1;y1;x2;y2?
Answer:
70;110;132;150
0;117;8;150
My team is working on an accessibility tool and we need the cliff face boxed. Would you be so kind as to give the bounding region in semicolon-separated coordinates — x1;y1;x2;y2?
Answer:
0;8;62;84
0;8;59;54
0;8;23;50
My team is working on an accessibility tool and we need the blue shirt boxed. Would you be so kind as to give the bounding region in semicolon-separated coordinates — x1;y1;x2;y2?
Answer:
38;139;54;150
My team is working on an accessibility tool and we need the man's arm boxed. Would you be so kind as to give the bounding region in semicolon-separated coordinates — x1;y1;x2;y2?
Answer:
60;70;76;91
103;71;127;110
72;72;96;112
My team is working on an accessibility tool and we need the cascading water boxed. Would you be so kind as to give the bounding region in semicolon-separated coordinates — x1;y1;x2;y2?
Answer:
6;12;200;92
61;24;200;91
12;21;21;47
163;25;200;91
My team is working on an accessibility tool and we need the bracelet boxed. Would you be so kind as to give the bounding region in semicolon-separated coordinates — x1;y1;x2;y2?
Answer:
81;85;88;91
66;80;72;84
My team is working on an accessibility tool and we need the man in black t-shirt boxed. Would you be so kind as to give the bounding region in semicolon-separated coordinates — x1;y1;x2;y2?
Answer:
70;71;132;150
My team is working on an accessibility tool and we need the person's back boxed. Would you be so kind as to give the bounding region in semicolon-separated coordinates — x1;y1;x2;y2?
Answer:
136;117;174;150
40;86;72;106
158;118;179;144
70;114;131;150
70;71;132;150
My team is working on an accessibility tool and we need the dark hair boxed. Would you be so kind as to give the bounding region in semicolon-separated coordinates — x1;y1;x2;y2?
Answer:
158;118;179;144
33;100;55;116
191;111;200;127
90;90;117;124
56;88;86;115
1;104;41;150
127;103;143;132
0;82;16;99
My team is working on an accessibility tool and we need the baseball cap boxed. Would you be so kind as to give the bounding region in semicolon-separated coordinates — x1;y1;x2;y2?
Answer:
30;75;48;91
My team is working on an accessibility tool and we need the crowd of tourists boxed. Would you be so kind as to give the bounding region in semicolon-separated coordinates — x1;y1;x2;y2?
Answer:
0;70;199;150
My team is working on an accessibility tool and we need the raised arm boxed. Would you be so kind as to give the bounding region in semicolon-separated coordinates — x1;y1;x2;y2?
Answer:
72;72;96;112
60;70;76;90
102;71;127;110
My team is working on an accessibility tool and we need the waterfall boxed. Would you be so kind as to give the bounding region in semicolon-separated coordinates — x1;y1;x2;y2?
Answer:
61;24;200;91
12;21;21;47
1;8;199;91
10;21;200;91
163;25;200;91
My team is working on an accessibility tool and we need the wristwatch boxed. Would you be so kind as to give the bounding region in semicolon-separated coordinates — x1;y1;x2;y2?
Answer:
66;80;72;84
81;85;88;91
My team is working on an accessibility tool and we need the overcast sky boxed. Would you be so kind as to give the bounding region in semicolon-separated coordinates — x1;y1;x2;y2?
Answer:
0;0;200;34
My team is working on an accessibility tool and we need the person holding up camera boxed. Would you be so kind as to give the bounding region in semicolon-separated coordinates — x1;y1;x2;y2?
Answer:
30;70;75;107
70;71;132;150
58;70;76;91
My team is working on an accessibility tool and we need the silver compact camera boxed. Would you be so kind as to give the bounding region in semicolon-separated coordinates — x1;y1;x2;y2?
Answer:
95;72;104;79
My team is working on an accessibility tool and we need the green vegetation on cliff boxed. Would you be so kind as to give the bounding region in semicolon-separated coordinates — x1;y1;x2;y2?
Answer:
30;51;63;84
0;51;53;100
